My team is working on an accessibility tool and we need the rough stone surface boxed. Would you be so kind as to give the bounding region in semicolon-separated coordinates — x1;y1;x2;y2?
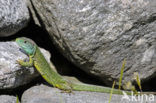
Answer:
0;0;30;36
29;0;156;85
22;84;155;103
0;95;17;103
0;41;50;89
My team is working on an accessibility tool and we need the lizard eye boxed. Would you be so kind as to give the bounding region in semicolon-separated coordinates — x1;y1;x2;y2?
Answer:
24;41;27;43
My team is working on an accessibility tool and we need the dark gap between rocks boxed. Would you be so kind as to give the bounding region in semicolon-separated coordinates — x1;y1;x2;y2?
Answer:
141;77;156;92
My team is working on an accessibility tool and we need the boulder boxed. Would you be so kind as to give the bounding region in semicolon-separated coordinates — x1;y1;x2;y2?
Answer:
22;84;156;103
0;95;18;103
28;0;156;85
0;0;29;36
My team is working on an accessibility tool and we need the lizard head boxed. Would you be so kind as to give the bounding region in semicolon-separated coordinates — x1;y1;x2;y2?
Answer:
16;37;36;55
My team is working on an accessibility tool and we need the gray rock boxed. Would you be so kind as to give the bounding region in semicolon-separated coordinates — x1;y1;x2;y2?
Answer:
0;95;17;103
28;0;156;85
21;84;155;103
0;41;51;89
0;0;30;36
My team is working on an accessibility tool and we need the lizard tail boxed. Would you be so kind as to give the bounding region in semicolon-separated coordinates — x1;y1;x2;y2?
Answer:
71;83;132;95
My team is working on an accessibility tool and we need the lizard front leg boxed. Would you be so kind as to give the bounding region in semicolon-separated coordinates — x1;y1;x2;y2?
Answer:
17;55;34;67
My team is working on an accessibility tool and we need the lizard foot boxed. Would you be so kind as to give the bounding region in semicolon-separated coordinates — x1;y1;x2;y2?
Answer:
16;59;24;65
54;82;73;93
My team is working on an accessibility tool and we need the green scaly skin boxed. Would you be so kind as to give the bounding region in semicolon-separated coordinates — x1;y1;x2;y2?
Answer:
15;37;134;95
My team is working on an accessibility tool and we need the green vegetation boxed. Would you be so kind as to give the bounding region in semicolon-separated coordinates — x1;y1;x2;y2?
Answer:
16;95;19;103
118;59;126;90
109;81;116;103
109;59;143;102
134;72;142;92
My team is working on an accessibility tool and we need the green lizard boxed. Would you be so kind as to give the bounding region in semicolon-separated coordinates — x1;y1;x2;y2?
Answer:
15;37;134;95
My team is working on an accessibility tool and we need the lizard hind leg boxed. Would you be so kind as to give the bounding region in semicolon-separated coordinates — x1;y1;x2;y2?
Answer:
54;81;73;93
